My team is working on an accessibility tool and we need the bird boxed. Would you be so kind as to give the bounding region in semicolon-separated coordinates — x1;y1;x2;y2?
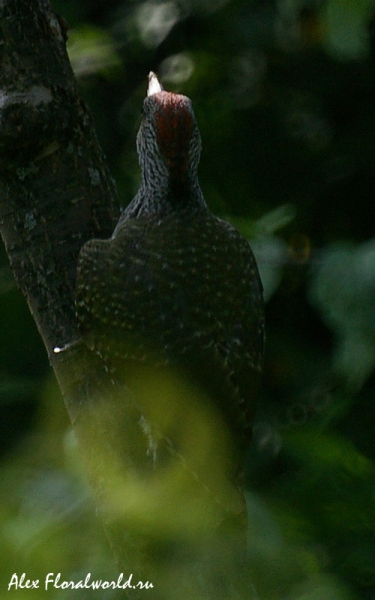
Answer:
75;72;265;471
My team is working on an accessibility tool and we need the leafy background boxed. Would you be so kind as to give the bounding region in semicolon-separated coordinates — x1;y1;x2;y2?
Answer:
1;0;375;598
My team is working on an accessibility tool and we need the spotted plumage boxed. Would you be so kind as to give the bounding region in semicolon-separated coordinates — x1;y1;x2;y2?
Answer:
76;73;264;454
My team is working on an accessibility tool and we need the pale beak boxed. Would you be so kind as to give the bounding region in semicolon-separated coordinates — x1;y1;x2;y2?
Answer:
147;71;164;96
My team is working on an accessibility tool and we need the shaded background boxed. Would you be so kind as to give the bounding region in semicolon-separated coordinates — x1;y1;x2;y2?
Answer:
1;0;375;598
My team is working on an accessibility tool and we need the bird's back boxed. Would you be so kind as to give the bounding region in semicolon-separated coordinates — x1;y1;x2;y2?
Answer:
76;205;264;449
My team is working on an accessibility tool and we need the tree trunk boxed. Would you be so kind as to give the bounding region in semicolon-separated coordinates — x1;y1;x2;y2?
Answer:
0;1;252;598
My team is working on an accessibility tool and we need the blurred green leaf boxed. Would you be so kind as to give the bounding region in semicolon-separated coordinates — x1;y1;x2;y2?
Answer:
322;0;374;59
67;26;121;78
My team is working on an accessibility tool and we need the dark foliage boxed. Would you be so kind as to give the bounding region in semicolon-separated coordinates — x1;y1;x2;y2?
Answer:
1;1;374;598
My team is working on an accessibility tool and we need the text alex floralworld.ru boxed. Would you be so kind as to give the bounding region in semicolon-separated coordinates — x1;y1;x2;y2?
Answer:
8;572;153;591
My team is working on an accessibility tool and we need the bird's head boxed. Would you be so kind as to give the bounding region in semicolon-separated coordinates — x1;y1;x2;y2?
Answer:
137;73;202;200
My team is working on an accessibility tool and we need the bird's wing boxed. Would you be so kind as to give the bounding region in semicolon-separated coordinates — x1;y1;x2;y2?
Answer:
75;211;264;448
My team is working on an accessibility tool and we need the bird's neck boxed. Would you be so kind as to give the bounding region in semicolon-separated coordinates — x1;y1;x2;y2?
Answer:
123;170;207;220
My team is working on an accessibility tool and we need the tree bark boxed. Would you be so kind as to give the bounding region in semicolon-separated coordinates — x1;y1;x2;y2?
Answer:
0;1;252;598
